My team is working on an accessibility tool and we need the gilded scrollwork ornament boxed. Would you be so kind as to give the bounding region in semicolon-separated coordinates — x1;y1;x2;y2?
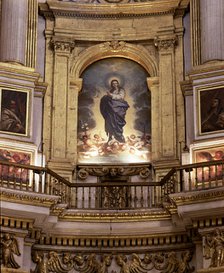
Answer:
31;251;112;273
77;165;151;179
0;232;21;269
30;251;194;273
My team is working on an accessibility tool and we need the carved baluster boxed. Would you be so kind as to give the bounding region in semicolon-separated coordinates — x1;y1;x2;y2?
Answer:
82;186;85;208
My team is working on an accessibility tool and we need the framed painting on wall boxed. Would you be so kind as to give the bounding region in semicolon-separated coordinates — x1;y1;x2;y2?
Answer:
198;85;224;136
192;144;224;182
0;87;29;136
0;146;32;182
77;57;151;164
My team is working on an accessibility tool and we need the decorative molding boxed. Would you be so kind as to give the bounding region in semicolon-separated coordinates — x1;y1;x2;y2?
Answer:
0;216;34;230
0;188;60;207
35;232;192;249
71;42;158;78
169;187;224;206
59;208;170;221
192;217;224;229
39;1;187;20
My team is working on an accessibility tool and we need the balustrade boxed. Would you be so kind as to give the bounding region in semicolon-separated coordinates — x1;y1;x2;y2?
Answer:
0;159;223;210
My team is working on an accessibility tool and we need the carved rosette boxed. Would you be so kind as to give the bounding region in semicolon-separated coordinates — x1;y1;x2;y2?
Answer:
154;36;178;50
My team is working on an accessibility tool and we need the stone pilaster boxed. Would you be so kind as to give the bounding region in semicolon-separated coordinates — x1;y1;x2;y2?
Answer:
147;77;159;161
68;79;83;165
49;39;75;171
154;35;178;160
0;0;28;64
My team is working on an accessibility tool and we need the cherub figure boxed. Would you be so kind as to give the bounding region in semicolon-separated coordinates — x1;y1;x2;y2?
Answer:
0;232;21;268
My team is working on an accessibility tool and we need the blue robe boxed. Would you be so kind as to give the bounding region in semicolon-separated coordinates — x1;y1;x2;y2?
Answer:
100;95;129;143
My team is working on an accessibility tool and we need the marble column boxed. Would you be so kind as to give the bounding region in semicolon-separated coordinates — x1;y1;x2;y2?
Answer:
200;0;224;63
0;0;28;64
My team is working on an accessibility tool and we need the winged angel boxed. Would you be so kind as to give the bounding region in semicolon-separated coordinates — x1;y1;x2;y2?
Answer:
0;232;21;268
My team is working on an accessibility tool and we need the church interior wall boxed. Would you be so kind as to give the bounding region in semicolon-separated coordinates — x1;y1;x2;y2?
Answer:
0;0;224;272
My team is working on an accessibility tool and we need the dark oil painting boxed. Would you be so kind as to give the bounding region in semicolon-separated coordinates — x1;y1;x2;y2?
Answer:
200;86;224;134
0;148;31;182
0;88;28;135
77;57;151;164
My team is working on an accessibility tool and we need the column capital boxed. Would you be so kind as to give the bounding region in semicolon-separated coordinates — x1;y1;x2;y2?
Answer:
154;35;178;51
51;38;75;53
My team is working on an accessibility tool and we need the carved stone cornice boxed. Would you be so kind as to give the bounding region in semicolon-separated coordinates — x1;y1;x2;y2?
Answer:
0;188;60;207
0;216;34;230
169;187;224;206
39;1;188;20
154;35;178;50
35;232;192;249
77;164;152;179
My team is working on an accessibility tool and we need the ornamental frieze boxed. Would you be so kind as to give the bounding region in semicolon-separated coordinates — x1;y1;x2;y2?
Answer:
30;251;194;273
58;0;159;3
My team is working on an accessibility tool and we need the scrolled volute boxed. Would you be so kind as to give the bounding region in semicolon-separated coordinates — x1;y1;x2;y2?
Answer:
77;165;152;180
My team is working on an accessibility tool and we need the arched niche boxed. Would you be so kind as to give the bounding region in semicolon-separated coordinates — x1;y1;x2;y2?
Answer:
70;42;159;165
71;41;158;81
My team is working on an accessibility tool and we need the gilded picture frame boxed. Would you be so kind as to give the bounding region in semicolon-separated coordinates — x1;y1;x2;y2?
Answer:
197;85;224;136
192;143;224;183
0;87;30;136
0;145;33;183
